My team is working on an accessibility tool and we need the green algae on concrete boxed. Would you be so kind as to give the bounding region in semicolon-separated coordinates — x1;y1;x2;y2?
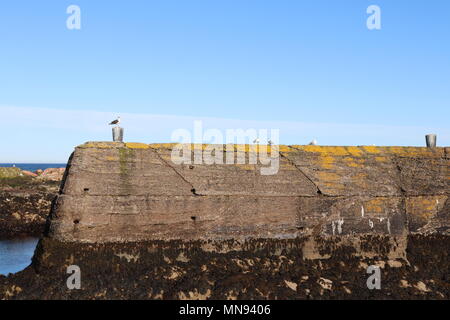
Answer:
118;147;135;195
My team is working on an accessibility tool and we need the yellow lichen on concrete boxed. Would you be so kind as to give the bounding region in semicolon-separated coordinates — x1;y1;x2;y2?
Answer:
406;196;446;221
278;145;294;153
342;157;365;168
317;171;341;182
346;146;364;157
295;146;352;156
79;142;122;149
148;143;179;150
384;146;444;158
236;164;256;170
320;156;335;169
361;146;382;154
365;198;386;214
79;142;446;163
125;143;149;149
347;162;361;168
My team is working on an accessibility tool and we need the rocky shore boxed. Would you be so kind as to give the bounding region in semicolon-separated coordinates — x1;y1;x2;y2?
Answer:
0;167;64;239
1;235;448;299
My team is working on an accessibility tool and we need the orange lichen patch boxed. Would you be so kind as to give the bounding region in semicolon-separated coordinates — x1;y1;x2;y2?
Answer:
406;196;446;221
352;172;368;181
346;147;364;157
233;144;277;153
320;156;336;169
322;181;346;193
317;171;341;182
374;156;388;162
294;145;445;158
315;171;344;193
148;143;179;150
361;146;382;154
159;144;285;153
383;147;444;158
278;145;294;153
125;143;149;149
78;142;122;149
347;162;361;168
235;164;256;171
342;157;365;168
365;198;386;214
296;146;351;156
105;156;119;161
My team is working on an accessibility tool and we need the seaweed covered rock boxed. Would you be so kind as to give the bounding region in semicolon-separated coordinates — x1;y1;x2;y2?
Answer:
0;167;63;239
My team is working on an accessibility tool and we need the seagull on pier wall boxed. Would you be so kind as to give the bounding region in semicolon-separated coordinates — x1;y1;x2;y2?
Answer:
109;116;121;126
309;139;318;146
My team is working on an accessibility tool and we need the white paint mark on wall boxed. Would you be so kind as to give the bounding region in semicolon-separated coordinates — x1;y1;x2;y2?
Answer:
361;206;365;217
332;219;345;235
369;220;374;229
387;218;391;234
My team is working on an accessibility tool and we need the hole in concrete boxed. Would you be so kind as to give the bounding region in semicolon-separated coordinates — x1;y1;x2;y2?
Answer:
191;188;197;194
189;165;194;170
73;220;80;225
191;216;197;221
317;190;323;195
83;188;90;192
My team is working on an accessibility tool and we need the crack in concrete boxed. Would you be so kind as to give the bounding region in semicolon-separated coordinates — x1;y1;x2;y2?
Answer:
150;149;200;196
391;156;408;196
279;152;323;195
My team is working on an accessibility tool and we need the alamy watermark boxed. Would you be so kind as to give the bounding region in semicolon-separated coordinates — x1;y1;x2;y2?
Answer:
65;5;380;31
66;5;81;30
66;265;81;290
367;5;381;30
170;121;280;175
366;265;381;290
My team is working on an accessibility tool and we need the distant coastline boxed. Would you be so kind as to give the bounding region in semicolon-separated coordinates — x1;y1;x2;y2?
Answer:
0;164;66;172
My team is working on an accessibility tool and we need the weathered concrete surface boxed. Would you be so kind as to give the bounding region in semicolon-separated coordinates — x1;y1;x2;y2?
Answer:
48;142;449;243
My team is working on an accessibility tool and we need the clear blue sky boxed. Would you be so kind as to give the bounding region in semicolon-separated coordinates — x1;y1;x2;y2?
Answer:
0;0;449;162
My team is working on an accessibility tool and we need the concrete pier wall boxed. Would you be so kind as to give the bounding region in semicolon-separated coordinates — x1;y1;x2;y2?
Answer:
48;142;449;243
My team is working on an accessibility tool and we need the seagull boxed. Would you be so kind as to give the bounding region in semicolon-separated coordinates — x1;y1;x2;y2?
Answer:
268;140;273;146
309;139;318;146
109;116;121;126
253;138;260;144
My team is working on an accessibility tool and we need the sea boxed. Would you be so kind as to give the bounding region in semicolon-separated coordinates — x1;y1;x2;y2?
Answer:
0;238;40;276
0;164;65;276
0;163;66;172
